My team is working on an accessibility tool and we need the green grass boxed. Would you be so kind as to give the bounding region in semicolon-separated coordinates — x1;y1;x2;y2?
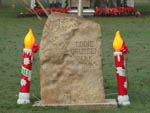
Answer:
0;0;150;113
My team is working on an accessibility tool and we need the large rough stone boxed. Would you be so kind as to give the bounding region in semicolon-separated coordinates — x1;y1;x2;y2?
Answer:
40;13;105;105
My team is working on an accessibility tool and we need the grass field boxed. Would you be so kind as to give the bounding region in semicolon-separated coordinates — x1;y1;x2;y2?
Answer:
0;0;150;113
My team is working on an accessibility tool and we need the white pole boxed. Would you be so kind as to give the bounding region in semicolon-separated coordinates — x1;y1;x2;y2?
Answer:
62;0;65;8
31;0;36;9
127;0;134;7
78;0;83;17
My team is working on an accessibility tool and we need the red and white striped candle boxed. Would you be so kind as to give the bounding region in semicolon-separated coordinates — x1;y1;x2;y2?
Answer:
113;31;130;106
17;29;39;104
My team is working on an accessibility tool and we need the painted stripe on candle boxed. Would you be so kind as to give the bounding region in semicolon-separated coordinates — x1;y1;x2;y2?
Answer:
21;66;31;77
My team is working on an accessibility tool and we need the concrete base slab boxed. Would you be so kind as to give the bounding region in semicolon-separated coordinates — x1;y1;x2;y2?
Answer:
68;9;95;16
33;99;117;110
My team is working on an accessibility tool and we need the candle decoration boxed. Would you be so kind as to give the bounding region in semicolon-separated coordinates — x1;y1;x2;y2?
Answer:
17;29;39;104
113;31;130;106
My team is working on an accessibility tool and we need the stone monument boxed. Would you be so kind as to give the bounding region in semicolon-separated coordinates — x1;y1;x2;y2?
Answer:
37;13;117;109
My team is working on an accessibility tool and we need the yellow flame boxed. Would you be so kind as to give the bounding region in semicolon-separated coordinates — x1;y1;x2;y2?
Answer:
113;31;124;51
24;28;36;49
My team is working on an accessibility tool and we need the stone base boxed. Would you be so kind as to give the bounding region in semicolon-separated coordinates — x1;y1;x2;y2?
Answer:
33;99;117;110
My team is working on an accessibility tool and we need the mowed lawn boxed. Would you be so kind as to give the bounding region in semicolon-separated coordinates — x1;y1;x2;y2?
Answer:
0;0;150;113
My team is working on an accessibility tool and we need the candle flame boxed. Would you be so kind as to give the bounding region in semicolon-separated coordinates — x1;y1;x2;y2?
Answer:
113;31;124;51
24;28;36;49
